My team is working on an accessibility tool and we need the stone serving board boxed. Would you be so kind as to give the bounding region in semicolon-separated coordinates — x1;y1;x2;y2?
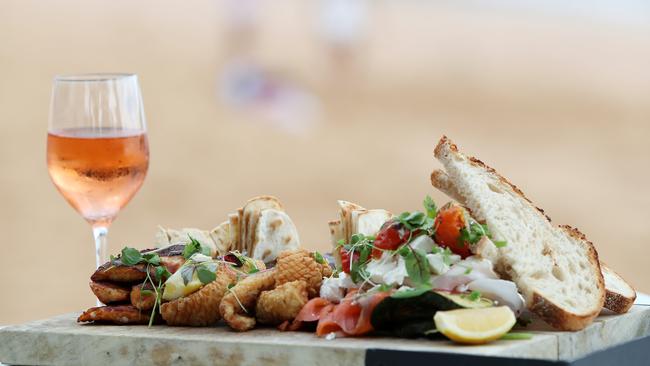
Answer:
0;306;649;366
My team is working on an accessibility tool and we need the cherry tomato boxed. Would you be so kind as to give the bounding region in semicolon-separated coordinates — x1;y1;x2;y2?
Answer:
434;202;472;258
372;219;411;258
339;246;360;273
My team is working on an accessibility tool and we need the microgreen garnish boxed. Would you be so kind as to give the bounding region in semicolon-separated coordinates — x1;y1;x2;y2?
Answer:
119;247;145;266
459;222;490;246
500;332;533;340
458;218;508;248
227;284;248;313
423;195;438;219
400;246;431;287
313;251;326;265
339;233;375;284
183;234;210;259
467;290;482;301
390;285;433;299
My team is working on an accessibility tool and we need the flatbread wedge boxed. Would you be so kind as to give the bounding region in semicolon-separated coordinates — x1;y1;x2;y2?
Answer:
337;200;365;244
209;221;232;255
432;136;605;331
252;208;301;263
228;212;241;253
242;196;283;256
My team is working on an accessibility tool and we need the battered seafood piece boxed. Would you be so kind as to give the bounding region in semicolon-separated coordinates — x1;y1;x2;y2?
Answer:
161;265;238;326
220;269;277;331
89;281;130;304
77;305;151;325
275;249;332;298
256;280;308;325
131;284;156;311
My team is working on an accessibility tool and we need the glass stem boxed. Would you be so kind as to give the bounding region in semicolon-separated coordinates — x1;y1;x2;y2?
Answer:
93;225;109;270
92;225;109;307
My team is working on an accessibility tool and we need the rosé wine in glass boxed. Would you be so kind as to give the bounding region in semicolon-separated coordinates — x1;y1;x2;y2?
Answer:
47;74;149;290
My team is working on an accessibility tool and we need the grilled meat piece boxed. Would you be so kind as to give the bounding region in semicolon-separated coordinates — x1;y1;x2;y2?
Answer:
77;305;151;325
90;255;185;283
89;281;130;304
159;255;185;275
91;264;147;283
131;284;156;311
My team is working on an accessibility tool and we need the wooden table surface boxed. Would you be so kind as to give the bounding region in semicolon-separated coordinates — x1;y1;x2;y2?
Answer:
1;305;649;366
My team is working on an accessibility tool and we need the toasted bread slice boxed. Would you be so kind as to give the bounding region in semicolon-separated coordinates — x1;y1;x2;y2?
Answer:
601;263;636;313
433;168;636;315
432;136;605;330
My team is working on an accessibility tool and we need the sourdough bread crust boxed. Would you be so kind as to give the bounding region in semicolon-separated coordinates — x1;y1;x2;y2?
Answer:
435;136;552;222
433;135;606;330
604;290;635;314
601;263;636;313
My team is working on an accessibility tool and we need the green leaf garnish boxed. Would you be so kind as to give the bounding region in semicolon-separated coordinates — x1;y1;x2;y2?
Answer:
423;195;438;219
142;253;161;266
494;241;508;248
403;247;431;287
248;268;259;274
312;251;326;265
180;265;194;286
120;247;143;266
196;265;217;284
154;266;171;281
390;285;432;299
182;236;202;259
459;222;491;246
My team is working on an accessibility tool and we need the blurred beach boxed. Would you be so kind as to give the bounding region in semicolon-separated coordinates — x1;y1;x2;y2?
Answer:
0;0;648;324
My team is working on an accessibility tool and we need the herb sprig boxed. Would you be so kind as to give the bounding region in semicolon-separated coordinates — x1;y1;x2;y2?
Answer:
458;217;508;249
111;246;172;327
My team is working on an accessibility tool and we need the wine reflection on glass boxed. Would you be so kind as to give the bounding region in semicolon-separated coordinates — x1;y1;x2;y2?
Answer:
46;74;149;290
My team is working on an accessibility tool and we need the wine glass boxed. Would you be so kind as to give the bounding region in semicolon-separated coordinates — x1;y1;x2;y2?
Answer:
47;73;149;274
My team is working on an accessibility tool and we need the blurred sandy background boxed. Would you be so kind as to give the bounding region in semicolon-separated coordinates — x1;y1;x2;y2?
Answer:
0;0;648;324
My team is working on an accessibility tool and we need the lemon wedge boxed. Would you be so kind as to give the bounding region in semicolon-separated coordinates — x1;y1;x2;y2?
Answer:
434;306;516;344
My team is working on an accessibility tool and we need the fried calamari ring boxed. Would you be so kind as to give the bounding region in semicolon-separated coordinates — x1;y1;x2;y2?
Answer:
255;280;308;325
219;269;276;331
